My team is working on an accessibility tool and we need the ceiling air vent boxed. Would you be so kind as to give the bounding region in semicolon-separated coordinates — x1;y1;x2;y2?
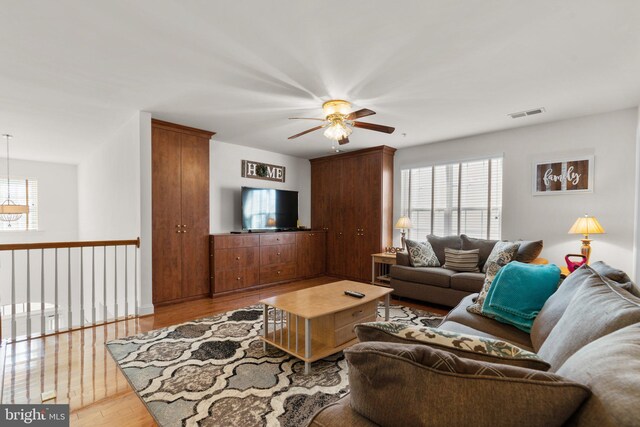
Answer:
508;107;546;119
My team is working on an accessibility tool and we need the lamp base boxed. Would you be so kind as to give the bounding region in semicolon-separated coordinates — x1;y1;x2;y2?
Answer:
580;239;592;264
401;230;406;250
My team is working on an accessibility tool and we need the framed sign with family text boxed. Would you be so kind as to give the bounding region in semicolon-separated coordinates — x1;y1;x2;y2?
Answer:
532;155;593;195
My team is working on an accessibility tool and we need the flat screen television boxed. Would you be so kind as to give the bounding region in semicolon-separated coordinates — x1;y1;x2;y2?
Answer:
241;187;298;231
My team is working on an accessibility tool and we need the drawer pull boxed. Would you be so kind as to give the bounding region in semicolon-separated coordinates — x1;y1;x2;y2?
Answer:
277;271;281;275
236;256;241;260
352;310;363;317
237;277;241;281
277;252;281;256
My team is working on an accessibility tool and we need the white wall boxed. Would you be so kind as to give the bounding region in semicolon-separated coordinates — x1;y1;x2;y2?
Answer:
210;141;311;233
634;106;640;283
0;159;78;243
394;108;639;274
77;111;153;315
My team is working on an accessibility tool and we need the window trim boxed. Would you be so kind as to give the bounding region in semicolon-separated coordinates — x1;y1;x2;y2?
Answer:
0;176;39;232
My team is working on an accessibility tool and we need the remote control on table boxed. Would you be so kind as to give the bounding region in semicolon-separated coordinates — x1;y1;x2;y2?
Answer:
344;290;365;298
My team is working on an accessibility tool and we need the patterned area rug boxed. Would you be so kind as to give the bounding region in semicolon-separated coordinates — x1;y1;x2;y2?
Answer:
106;303;443;427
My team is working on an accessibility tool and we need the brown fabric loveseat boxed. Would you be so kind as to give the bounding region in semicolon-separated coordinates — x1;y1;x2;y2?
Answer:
307;262;640;427
390;234;544;307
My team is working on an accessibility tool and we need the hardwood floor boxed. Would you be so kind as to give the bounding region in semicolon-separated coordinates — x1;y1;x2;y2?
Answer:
1;276;448;426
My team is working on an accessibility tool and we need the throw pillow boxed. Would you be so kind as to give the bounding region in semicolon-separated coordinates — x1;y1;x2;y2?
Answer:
443;248;479;272
481;262;561;333
514;240;544;263
426;234;461;265
460;234;497;270
345;342;590;427
404;239;440;267
537;270;640;371
482;241;520;273
354;321;550;370
555;323;640;426
466;261;501;315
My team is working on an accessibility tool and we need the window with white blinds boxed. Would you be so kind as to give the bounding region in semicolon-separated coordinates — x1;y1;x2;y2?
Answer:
0;178;39;231
400;157;502;240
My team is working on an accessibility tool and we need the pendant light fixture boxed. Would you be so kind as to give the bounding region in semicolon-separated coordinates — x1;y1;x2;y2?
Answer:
0;134;28;223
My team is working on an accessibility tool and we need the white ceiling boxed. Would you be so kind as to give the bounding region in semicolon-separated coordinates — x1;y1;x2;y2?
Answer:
1;1;639;163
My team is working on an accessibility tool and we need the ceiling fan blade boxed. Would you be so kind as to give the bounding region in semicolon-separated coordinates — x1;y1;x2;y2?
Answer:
353;121;395;134
338;136;350;145
288;117;326;121
346;108;376;120
288;125;324;139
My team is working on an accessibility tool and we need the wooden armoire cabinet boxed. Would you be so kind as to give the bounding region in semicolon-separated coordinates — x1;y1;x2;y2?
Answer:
152;119;214;305
310;146;395;283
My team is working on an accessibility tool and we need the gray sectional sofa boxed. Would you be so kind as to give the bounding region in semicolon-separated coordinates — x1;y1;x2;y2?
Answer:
308;262;640;427
390;234;544;306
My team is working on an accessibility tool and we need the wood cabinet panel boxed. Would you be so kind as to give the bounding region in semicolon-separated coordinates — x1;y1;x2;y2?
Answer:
152;120;215;305
214;268;260;293
260;263;297;284
260;243;296;266
214;247;260;271
260;233;296;246
213;234;260;249
152;127;183;303
296;232;326;278
180;133;210;298
310;146;395;283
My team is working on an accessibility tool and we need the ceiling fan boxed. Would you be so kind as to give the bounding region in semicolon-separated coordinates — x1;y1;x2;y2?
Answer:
288;100;395;145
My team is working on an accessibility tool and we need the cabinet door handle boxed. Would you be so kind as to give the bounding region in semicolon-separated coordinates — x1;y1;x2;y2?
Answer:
277;271;281;275
236;277;241;281
236;256;241;260
277;252;281;256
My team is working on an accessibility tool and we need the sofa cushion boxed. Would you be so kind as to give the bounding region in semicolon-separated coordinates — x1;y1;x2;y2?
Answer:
467;261;502;315
405;239;440;267
427;234;461;265
439;305;534;352
530;265;593;352
389;265;454;288
345;342;590;427
537;271;640;371
590;260;634;290
482;262;561;333
306;394;377;427
514;240;544;263
555;323;640;427
460;234;498;269
355;322;549;370
482;241;520;273
443;248;480;272
450;272;485;293
395;251;410;267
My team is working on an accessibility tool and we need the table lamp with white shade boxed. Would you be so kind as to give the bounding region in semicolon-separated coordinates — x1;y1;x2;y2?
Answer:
395;216;413;249
568;214;605;264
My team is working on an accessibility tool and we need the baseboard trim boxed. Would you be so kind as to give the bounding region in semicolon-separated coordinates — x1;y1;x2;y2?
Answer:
138;304;155;316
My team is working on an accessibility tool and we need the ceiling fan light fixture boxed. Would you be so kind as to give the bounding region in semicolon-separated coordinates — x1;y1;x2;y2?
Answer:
323;121;352;141
322;99;351;116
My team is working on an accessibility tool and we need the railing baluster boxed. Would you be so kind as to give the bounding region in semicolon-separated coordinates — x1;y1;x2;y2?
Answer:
80;247;84;328
114;246;118;320
40;249;45;336
91;247;95;325
134;245;138;317
11;250;16;340
103;247;107;322
27;249;31;337
55;248;59;333
124;246;128;318
67;247;72;331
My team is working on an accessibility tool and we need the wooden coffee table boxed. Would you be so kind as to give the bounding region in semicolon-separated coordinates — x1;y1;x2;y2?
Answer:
260;280;393;374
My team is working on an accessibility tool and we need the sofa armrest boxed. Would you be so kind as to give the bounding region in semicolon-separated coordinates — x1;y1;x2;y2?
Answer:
306;394;378;427
395;251;410;266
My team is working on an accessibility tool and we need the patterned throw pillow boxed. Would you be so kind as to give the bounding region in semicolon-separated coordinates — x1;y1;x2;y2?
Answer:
482;241;520;273
467;261;502;315
443;248;480;272
355;322;550;370
405;239;440;267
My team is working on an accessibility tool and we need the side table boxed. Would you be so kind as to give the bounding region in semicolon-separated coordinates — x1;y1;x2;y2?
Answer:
371;252;397;287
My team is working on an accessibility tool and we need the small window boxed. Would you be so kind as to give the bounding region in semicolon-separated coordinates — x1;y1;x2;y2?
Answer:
0;178;39;231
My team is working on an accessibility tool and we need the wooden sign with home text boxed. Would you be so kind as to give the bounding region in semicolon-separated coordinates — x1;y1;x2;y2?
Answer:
533;156;593;195
241;160;286;183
